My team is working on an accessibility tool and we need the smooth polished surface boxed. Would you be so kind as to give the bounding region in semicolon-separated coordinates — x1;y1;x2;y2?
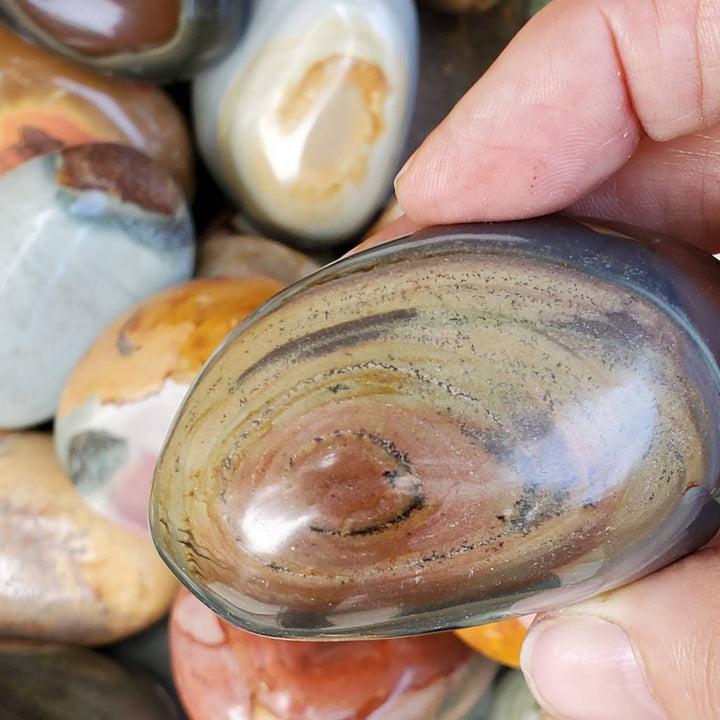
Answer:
0;23;193;192
0;433;177;644
455;619;527;667
0;641;180;719
0;0;248;81
56;277;283;535
170;589;497;720
152;218;720;638
0;143;194;429
193;0;418;247
197;225;320;284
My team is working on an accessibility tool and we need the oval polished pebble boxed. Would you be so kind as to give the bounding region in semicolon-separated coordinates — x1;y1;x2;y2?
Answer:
0;641;180;719
150;218;720;638
55;277;283;535
0;23;193;193
0;0;248;82
170;589;496;720
0;143;195;429
0;433;177;644
197;225;321;285
454;618;527;668
193;0;418;247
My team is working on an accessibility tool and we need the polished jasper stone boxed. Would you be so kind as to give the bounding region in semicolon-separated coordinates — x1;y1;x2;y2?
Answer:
197;223;320;285
55;277;283;535
0;143;195;429
0;0;248;82
151;217;720;639
170;589;496;720
0;641;180;719
0;433;177;644
0;23;194;194
193;0;419;247
454;619;528;668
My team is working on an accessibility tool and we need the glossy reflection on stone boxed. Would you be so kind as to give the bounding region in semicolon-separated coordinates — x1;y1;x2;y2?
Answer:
55;277;283;535
197;224;321;285
0;143;195;429
151;218;720;638
0;641;180;719
0;23;193;193
193;0;418;247
170;589;496;720
0;0;248;82
0;433;177;644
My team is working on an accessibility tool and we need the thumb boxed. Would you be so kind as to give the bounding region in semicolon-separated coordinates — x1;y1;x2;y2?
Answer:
520;542;720;720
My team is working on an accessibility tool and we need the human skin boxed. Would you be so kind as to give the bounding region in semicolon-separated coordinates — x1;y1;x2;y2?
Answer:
364;1;720;719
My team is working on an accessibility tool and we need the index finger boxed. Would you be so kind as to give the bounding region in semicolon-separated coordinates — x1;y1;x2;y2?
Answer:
395;0;720;225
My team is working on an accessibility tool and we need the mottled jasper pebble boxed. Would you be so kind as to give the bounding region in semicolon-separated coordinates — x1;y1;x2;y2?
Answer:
0;641;180;719
0;0;248;82
170;589;497;720
0;23;193;193
55;277;283;535
421;0;503;11
0;433;177;644
0;143;195;429
488;670;554;720
454;618;527;667
193;0;419;246
151;218;720;639
197;225;321;285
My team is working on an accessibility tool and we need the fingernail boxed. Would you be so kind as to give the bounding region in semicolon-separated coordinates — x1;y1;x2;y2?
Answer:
520;618;667;720
393;155;414;192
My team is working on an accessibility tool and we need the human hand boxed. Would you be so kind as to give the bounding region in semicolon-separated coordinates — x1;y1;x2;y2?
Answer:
372;1;720;718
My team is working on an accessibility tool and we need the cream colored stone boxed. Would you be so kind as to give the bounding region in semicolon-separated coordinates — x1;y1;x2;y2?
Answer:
0;433;177;645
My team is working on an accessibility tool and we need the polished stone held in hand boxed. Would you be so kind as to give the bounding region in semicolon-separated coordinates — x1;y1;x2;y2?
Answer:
151;217;720;638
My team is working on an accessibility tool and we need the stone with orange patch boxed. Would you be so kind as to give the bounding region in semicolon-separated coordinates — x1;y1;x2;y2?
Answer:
55;277;282;536
0;432;178;645
454;618;528;667
0;23;193;194
170;588;497;720
193;0;418;246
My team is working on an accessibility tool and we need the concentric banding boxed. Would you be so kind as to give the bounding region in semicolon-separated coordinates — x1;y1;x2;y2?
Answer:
151;219;720;637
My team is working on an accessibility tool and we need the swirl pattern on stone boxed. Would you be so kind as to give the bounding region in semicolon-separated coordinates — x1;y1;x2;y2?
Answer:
150;218;720;638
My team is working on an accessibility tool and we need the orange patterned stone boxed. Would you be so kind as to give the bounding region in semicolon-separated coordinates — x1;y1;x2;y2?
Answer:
170;589;497;720
0;433;178;645
454;618;528;667
0;24;193;194
55;277;282;535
